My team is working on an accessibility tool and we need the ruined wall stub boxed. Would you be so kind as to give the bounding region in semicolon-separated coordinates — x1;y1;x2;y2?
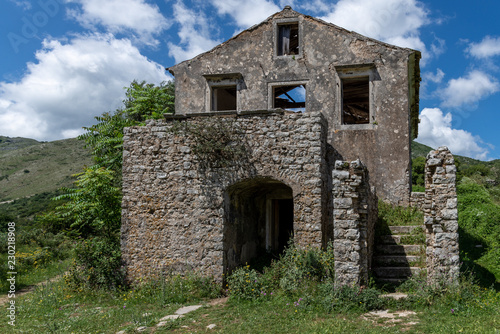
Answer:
121;111;327;281
168;6;420;205
332;160;377;286
423;147;459;283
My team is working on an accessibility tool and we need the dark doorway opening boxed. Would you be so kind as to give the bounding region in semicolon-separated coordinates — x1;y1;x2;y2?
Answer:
269;199;294;254
224;178;293;274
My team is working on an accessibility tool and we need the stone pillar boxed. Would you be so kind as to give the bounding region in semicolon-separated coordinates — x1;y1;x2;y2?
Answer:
424;146;459;283
332;160;376;286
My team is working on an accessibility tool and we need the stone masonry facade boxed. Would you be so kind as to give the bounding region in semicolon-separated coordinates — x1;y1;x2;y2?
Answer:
121;7;459;287
423;147;460;283
332;160;377;286
121;111;328;281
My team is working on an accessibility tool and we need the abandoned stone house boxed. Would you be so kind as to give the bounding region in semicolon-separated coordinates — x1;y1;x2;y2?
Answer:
121;6;459;286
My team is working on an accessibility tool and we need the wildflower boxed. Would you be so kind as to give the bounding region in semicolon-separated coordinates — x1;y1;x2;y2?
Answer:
451;309;454;314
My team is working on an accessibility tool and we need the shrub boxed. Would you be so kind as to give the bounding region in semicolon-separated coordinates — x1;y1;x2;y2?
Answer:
227;265;262;300
64;237;125;291
227;240;335;299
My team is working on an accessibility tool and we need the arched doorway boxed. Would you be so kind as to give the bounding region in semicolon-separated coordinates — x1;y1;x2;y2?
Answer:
224;177;294;273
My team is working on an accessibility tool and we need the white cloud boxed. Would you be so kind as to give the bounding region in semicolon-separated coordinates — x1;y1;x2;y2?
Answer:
297;0;330;14
67;0;169;45
167;2;222;63
209;0;280;28
9;0;32;10
319;0;438;64
467;36;500;59
424;68;445;84
416;108;490;160
440;70;499;108
0;34;170;141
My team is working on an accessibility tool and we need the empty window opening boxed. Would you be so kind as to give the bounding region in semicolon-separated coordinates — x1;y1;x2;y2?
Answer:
211;86;237;111
277;23;299;56
273;84;305;112
342;77;370;124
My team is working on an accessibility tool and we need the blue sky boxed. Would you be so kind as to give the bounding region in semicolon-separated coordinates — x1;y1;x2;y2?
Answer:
1;0;499;160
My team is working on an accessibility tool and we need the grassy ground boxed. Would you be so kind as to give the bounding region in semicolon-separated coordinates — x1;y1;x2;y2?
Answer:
2;275;499;333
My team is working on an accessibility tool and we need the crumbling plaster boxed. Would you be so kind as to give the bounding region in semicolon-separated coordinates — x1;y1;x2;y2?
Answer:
169;7;419;205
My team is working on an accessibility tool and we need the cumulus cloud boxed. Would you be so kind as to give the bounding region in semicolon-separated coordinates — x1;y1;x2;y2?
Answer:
440;70;499;108
67;0;169;45
209;0;280;29
467;36;500;59
416;108;490;160
319;0;439;64
0;34;170;141
424;68;445;84
167;2;222;63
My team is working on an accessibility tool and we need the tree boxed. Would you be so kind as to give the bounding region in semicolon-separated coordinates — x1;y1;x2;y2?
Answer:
79;80;175;173
38;80;175;290
123;80;175;122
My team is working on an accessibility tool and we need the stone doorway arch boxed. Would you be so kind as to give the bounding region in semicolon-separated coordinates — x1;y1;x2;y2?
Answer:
223;177;294;273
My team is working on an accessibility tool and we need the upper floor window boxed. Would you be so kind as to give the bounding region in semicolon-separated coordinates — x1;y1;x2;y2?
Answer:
277;23;299;56
342;76;369;124
212;86;236;111
268;81;307;112
335;64;377;129
274;18;302;58
203;73;243;112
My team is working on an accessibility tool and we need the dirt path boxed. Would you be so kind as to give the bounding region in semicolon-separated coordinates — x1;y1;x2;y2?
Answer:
0;275;63;306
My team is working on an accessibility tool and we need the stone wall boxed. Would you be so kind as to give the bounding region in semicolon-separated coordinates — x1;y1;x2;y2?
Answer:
423;147;459;283
332;160;377;286
121;110;327;281
410;191;425;210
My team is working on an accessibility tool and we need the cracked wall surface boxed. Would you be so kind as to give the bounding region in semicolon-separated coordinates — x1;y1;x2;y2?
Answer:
169;7;420;205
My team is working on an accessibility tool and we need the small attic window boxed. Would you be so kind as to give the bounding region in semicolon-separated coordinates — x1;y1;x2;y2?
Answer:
272;84;306;112
342;77;370;124
277;23;299;56
211;86;237;111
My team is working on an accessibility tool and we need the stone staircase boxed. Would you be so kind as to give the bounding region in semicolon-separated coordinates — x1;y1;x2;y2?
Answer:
372;225;426;285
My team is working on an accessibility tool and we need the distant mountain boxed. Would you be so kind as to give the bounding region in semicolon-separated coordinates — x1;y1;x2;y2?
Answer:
0;136;40;151
0;136;92;202
411;140;499;166
410;140;433;159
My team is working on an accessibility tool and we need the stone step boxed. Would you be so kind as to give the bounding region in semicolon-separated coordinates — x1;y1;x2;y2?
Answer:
373;255;422;266
378;235;402;244
372;267;424;278
374;277;407;285
375;244;422;255
389;225;425;235
378;234;426;245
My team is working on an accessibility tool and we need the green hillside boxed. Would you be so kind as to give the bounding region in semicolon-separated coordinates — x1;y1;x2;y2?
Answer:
0;136;39;151
0;137;92;202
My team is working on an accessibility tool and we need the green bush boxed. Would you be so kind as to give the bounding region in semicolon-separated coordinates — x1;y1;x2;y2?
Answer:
412;156;425;188
64;237;125;291
227;241;335;299
226;265;262;300
457;178;500;281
